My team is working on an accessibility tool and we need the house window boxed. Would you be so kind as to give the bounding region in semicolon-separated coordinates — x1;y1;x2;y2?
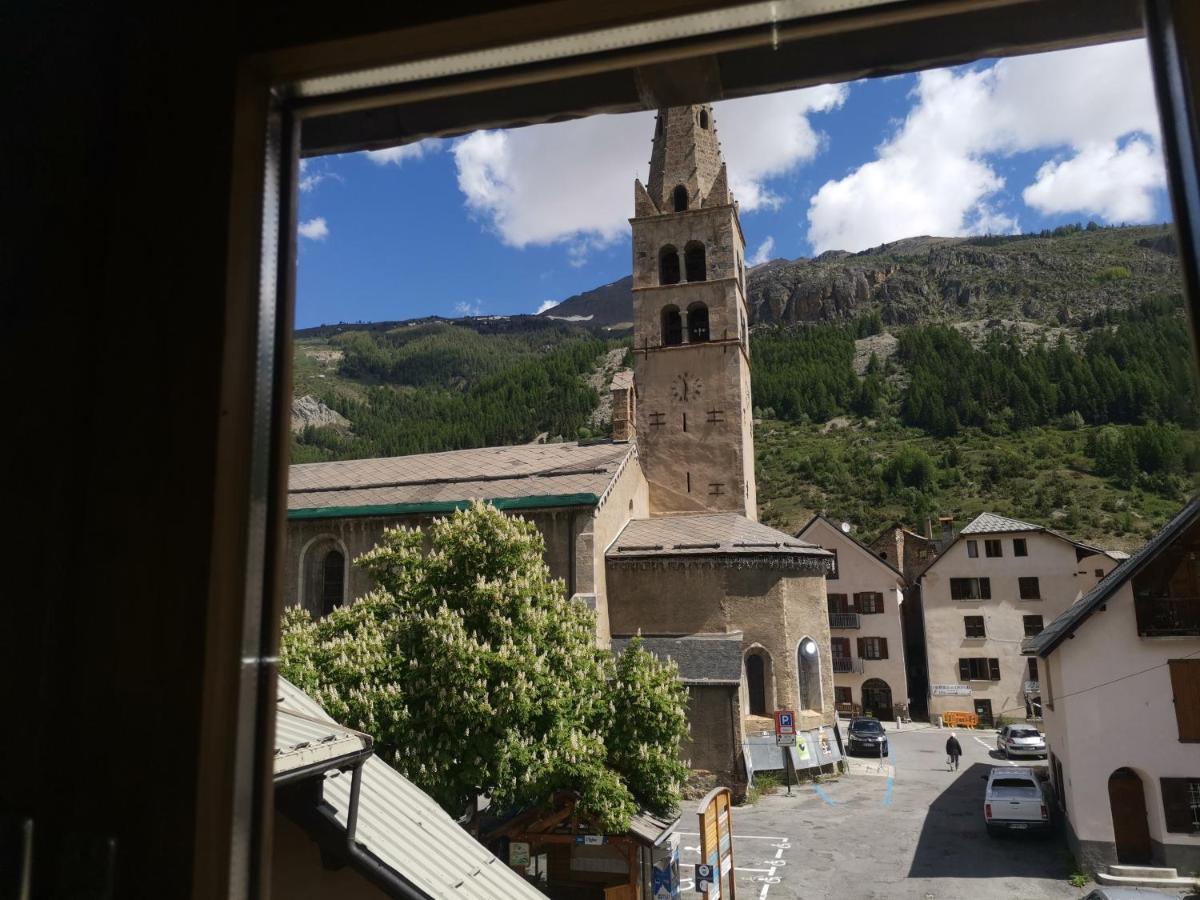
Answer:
672;184;688;212
950;577;991;600
855;592;883;614
958;657;1000;681
834;686;853;710
1023;614;1044;636
1027;657;1039;682
831;636;851;657
985;539;1003;557
687;302;710;342
1019;577;1041;600
858;637;888;659
964;615;986;638
1014;538;1028;557
1168;660;1200;742
967;540;978;558
827;593;849;615
827;548;839;580
659;245;681;285
1160;779;1200;833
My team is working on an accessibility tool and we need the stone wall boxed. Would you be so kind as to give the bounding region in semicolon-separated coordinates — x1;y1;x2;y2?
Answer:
684;685;741;779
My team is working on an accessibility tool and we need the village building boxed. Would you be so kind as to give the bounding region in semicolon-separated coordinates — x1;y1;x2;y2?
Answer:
797;516;909;720
1024;498;1200;883
919;512;1118;726
284;104;835;786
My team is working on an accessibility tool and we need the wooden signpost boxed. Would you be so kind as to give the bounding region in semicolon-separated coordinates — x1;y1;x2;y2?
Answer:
696;786;735;898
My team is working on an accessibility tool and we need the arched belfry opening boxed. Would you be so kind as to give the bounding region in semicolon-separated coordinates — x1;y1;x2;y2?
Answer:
798;636;823;712
684;241;706;282
661;306;683;346
672;185;688;212
687;303;709;343
699;109;710;129
659;245;680;285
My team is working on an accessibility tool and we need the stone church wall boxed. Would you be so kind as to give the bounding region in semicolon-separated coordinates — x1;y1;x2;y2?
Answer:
684;685;741;779
605;559;835;722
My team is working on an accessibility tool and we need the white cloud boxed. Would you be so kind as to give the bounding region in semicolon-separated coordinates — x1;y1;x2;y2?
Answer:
298;158;344;193
748;236;776;266
806;40;1162;252
298;217;329;241
454;300;483;316
451;84;847;262
536;299;557;314
1023;138;1165;221
366;140;440;166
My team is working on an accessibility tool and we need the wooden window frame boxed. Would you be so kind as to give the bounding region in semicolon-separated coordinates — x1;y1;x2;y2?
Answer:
1019;576;1042;600
1023;614;1044;636
964;615;986;638
1013;538;1028;557
985;539;1003;558
950;577;991;600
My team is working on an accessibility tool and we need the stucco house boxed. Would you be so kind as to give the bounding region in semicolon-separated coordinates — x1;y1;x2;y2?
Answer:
919;512;1118;725
797;515;910;720
1023;498;1200;882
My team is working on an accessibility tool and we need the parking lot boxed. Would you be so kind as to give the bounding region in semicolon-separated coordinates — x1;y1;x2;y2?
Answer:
697;725;1105;900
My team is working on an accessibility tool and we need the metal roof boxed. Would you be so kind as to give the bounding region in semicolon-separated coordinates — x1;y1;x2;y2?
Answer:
960;512;1042;534
1025;496;1200;658
611;634;743;685
276;678;546;900
288;440;634;518
274;705;371;778
628;810;679;847
607;514;831;560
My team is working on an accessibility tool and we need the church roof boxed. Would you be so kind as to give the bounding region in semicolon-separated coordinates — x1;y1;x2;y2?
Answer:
288;441;635;519
611;633;743;685
607;513;831;560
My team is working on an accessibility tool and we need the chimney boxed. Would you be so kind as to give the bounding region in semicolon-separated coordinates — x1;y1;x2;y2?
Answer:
610;370;635;442
924;518;934;540
939;515;955;547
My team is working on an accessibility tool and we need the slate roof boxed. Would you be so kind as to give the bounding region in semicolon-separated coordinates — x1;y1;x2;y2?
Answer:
607;513;831;559
960;512;1042;534
275;678;546;900
1025;496;1200;658
611;633;743;685
288;441;634;518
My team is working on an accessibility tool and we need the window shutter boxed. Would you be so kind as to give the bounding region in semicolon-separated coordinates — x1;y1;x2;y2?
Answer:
879;637;889;659
875;592;884;613
1169;660;1200;741
980;578;991;599
857;638;865;658
989;658;1001;681
1160;779;1196;833
959;658;970;680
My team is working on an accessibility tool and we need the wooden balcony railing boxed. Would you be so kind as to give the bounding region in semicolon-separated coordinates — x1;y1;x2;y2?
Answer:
1135;595;1200;637
829;612;861;629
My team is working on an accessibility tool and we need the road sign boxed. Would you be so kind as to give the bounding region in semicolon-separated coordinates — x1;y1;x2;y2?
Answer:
695;863;715;882
775;733;796;746
508;841;530;867
774;709;796;737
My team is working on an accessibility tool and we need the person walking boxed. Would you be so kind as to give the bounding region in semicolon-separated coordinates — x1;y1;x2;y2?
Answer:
945;732;963;771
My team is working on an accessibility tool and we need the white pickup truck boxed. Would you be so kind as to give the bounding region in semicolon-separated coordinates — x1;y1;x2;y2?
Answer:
984;767;1050;836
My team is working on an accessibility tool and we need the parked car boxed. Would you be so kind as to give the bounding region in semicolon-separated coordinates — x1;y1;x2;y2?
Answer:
845;717;889;757
984;767;1050;836
996;724;1047;758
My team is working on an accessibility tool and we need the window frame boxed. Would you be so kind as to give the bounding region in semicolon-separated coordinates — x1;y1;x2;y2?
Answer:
950;577;991;600
967;539;978;558
964;615;986;638
985;539;1003;558
958;657;1001;681
1023;614;1044;636
1013;538;1028;557
1019;576;1042;600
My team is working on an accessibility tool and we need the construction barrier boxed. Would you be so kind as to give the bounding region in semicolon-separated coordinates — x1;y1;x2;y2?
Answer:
942;711;979;729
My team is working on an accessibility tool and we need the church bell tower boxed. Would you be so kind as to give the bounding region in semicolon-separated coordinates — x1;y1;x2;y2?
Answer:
630;104;757;519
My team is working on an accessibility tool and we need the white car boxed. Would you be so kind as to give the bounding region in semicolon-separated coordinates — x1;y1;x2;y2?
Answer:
985;767;1051;836
996;724;1047;758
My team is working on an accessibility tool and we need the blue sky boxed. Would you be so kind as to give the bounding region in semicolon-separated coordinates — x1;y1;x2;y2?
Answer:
295;40;1169;329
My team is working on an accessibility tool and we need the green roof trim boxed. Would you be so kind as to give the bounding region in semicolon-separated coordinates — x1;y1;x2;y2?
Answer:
288;493;601;520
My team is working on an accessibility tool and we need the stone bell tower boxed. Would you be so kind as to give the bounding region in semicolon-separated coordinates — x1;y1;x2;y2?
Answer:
630;104;756;519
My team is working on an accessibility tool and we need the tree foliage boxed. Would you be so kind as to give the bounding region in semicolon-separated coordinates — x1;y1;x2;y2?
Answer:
280;502;687;831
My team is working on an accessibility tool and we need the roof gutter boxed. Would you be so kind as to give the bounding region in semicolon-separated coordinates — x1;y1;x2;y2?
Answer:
338;760;430;900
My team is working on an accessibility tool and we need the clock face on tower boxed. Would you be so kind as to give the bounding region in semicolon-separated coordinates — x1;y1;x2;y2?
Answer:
671;372;703;403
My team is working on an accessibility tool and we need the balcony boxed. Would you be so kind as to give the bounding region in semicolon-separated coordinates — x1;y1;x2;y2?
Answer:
829;612;861;629
1135;595;1200;637
832;657;864;674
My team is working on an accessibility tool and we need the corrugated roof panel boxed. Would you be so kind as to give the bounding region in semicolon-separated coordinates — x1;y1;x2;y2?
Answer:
277;678;545;900
274;706;370;776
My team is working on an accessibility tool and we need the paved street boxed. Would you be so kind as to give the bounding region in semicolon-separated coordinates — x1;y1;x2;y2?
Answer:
682;725;1097;900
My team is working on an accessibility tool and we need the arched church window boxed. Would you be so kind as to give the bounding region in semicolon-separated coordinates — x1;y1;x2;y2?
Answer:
798;637;823;712
321;549;345;616
661;305;683;346
684;241;706;282
659;245;680;285
687;302;709;343
745;650;771;716
673;185;688;212
699;109;709;129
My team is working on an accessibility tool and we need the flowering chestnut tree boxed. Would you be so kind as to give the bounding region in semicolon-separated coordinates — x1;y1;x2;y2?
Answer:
281;501;687;831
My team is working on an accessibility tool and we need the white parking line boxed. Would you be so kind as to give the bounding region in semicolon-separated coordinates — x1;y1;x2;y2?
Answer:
677;831;786;840
677;831;789;898
973;735;1017;765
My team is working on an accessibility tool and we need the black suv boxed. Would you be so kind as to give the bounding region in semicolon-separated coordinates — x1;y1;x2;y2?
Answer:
845;717;889;756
